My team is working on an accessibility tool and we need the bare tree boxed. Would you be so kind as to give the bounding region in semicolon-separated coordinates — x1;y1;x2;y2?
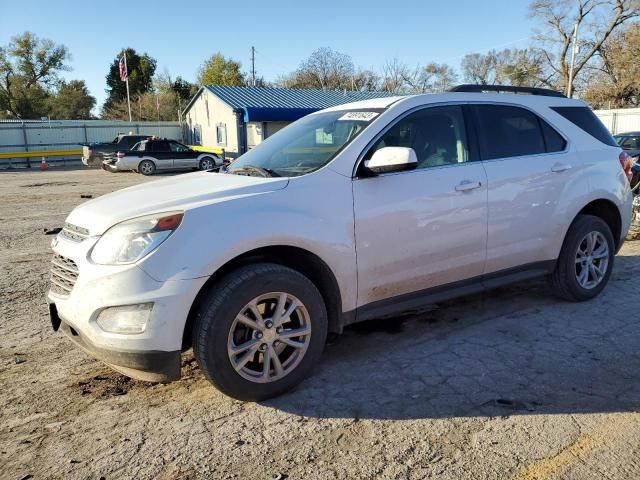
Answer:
282;47;355;90
381;58;410;93
351;69;381;91
403;63;458;93
529;0;640;95
462;49;546;87
582;23;640;108
461;53;498;84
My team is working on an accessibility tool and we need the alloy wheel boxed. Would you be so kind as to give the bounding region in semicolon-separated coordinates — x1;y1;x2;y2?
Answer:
227;292;312;383
575;231;609;289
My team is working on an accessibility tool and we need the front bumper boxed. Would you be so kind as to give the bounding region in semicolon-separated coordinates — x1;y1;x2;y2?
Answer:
47;234;208;382
102;160;120;172
50;304;180;381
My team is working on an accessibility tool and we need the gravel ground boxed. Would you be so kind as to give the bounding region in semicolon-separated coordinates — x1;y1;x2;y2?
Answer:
1;168;639;480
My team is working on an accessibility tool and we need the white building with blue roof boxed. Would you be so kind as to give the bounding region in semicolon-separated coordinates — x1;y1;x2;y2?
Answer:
182;86;395;159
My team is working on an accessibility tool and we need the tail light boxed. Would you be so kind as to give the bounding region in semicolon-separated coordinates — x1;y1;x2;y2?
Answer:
619;151;633;182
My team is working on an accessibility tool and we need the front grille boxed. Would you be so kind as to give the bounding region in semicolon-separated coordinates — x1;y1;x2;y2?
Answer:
50;254;79;297
59;222;90;242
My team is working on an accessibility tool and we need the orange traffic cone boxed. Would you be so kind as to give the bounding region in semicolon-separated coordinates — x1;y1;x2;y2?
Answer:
40;157;48;170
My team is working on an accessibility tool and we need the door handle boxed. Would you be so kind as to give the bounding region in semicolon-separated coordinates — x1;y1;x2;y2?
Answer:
551;162;572;173
455;180;482;192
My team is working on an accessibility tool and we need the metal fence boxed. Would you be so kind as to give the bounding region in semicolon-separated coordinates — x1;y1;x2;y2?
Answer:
0;119;183;168
594;108;640;135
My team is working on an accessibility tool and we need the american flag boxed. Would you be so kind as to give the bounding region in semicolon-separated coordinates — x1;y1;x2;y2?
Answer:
119;56;128;82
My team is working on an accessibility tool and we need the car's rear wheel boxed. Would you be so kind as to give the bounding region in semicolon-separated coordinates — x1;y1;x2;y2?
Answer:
193;263;328;400
199;156;216;171
138;160;156;176
551;215;615;301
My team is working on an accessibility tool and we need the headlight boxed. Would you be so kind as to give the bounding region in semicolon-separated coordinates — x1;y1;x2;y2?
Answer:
90;212;183;265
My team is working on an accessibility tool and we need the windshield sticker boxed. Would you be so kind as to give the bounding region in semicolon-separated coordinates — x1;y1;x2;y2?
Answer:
337;111;379;122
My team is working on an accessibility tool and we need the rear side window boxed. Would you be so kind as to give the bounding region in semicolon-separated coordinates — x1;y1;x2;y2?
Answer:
150;141;170;152
551;106;617;147
540;120;567;152
474;105;546;160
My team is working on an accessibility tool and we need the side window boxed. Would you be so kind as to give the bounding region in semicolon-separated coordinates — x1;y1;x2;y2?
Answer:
149;141;170;153
169;141;189;153
622;136;640;149
540;120;567;152
368;105;469;170
474;105;546;160
551;106;617;147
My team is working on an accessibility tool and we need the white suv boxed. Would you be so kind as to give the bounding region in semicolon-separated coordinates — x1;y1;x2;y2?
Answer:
48;86;634;400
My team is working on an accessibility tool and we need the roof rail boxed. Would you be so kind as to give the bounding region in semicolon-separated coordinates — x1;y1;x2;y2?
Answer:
448;84;566;98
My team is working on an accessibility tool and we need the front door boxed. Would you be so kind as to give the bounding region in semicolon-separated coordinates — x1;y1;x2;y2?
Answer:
170;141;197;168
353;105;488;310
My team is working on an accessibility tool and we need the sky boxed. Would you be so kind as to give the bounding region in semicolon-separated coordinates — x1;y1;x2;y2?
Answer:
0;0;536;110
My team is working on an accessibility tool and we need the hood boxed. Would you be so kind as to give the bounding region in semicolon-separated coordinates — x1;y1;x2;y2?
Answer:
625;148;640;159
66;171;289;235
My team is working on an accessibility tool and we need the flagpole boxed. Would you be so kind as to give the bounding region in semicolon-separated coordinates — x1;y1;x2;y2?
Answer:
123;50;132;122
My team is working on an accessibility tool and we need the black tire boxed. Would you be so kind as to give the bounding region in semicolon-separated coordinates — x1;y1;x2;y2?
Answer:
138;160;156;176
199;156;216;171
193;263;328;400
550;214;615;301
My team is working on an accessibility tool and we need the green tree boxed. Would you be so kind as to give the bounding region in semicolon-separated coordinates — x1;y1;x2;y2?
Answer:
197;53;244;86
0;32;69;118
48;80;95;119
103;48;156;114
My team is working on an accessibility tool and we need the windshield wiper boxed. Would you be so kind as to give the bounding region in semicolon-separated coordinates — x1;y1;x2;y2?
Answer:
230;165;280;177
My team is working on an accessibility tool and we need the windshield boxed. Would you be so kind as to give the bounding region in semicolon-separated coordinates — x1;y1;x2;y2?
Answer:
227;110;381;177
614;135;624;146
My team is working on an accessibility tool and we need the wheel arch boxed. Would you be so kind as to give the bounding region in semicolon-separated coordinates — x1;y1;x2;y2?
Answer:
197;153;222;165
576;198;622;251
181;245;344;350
138;157;157;170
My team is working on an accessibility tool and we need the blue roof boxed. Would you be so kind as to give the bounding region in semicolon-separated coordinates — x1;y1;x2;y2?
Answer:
197;86;395;122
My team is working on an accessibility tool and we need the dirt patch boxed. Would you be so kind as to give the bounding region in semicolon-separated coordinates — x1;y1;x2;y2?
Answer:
75;370;154;399
1;169;640;480
20;181;79;188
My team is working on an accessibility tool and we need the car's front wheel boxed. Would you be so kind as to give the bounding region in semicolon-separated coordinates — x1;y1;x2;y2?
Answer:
138;160;156;176
199;156;216;171
193;263;328;400
551;214;615;301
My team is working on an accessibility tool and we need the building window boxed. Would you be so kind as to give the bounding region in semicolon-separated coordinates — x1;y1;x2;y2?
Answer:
193;126;202;145
216;123;227;146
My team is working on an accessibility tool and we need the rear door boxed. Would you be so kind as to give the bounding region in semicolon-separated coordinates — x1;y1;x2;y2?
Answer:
150;141;174;170
472;104;577;275
352;104;488;310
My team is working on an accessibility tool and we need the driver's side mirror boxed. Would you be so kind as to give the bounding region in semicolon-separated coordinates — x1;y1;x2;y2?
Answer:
364;147;418;175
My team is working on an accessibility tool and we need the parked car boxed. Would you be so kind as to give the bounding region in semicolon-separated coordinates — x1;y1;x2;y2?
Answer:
614;132;640;191
49;85;633;400
102;138;222;175
82;134;152;167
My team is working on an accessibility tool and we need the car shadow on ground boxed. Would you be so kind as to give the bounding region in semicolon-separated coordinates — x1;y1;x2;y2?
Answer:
264;254;640;420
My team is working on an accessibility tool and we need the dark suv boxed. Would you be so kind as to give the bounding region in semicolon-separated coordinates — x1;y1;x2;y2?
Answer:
102;138;222;175
82;134;152;167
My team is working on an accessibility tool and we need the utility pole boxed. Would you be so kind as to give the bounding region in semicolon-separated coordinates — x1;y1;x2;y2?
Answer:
123;50;132;122
567;22;579;98
250;46;256;87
